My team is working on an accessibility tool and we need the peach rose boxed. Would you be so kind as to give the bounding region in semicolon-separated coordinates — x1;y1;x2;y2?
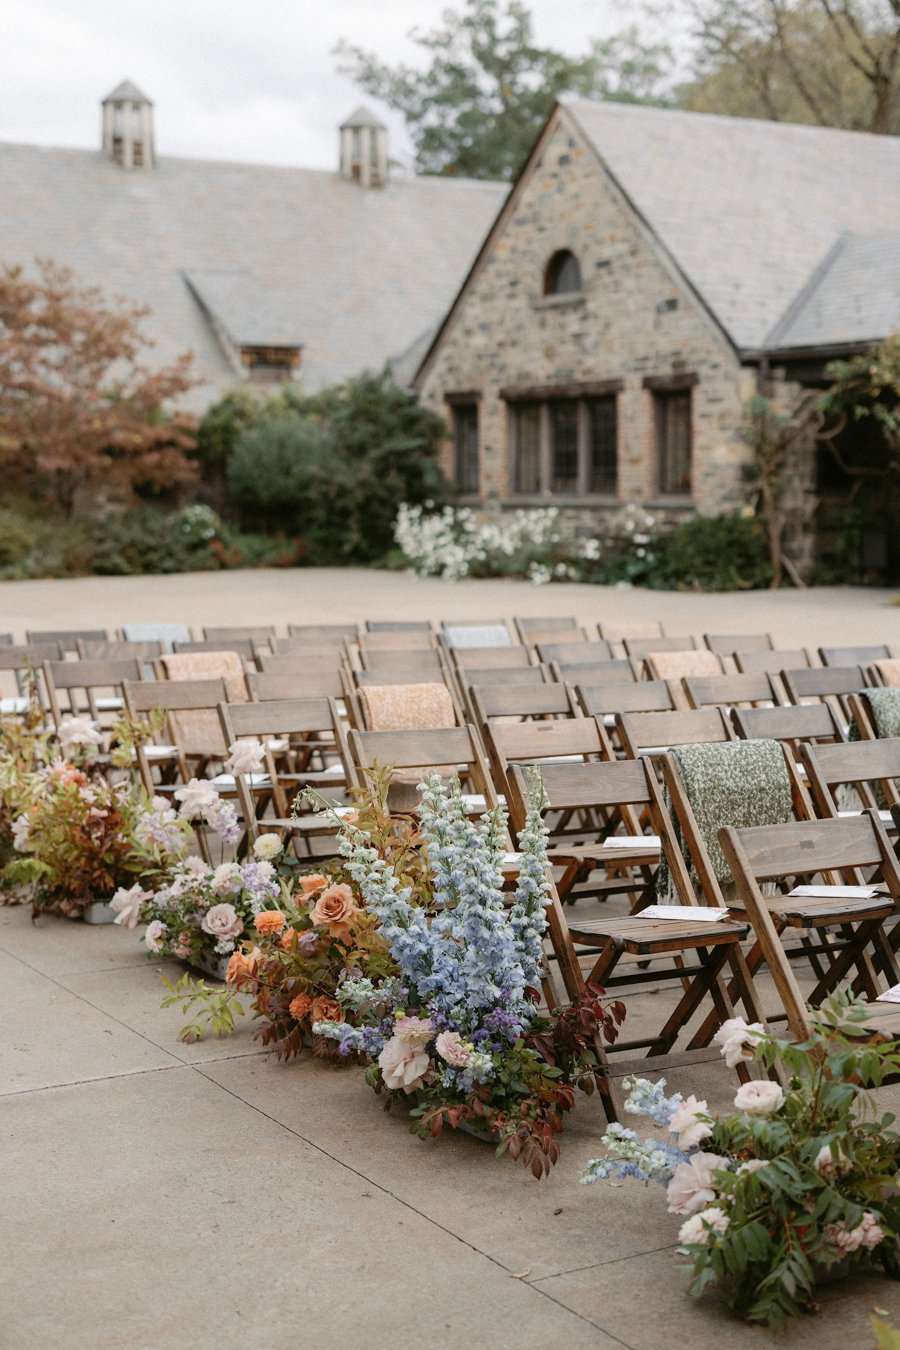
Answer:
666;1153;728;1216
310;883;360;935
310;994;342;1024
226;946;260;988
254;910;286;936
289;992;312;1021
299;873;328;895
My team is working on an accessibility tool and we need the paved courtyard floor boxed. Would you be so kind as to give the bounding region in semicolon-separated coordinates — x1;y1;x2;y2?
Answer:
2;570;900;1349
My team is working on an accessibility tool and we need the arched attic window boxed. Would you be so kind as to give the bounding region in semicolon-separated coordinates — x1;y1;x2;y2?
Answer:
544;249;582;296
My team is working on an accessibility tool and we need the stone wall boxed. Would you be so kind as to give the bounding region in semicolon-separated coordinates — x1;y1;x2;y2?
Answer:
416;109;756;518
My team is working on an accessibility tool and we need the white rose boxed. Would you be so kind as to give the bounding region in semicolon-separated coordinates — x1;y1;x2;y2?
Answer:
225;738;265;776
666;1152;727;1215
733;1081;784;1115
378;1035;430;1093
174;778;221;820
667;1094;713;1150
253;834;283;861
678;1206;730;1245
11;815;30;850
712;1016;764;1069
145;919;168;953
58;715;104;755
212;863;242;896
813;1144;853;1177
110;883;149;929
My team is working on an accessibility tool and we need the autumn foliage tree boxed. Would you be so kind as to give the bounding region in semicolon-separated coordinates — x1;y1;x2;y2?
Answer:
0;259;198;517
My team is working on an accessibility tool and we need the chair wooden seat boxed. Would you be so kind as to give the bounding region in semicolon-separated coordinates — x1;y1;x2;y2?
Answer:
566;914;748;952
729;891;895;925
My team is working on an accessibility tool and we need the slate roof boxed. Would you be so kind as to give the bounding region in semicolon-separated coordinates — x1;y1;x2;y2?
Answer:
766;231;900;351
0;140;507;406
563;97;900;354
103;80;152;104
182;269;303;348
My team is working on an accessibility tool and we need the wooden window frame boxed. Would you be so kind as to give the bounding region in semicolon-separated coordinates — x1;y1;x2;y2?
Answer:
507;388;620;500
651;386;693;497
451;403;480;496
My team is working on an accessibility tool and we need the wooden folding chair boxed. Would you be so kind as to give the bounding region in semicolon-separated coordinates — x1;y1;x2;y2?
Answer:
77;639;163;663
469;682;580;736
123;677;230;794
345;724;499;815
819;644;892;667
624;634;697;659
172;638;258;661
505;754;661;912
346;680;461;733
536;638;614;667
27;628;108;653
204;626;277;645
218;696;351;857
441;620;516;650
803;736;900;823
735;648;812;674
704;632;774;655
720;812;900;1041
683;671;778;711
0;642;63;712
514;615;584;644
617;707;735;763
782;665;868;723
731;702;846;761
847;688;900;741
643;649;724;704
550;659;637;685
44;657;144;730
365;620;434;633
248;669;346;702
870;659;900;688
358;647;448;677
482;715;613;809
508;759;760;1120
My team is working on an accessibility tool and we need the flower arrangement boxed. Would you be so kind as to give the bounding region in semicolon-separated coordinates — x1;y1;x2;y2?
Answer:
5;762;191;917
582;995;900;1329
312;769;625;1177
160;780;416;1050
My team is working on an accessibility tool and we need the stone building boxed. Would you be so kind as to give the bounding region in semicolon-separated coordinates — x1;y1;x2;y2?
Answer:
414;97;900;567
0;83;508;408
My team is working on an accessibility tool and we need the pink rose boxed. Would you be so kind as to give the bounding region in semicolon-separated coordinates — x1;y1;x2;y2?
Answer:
200;903;244;941
827;1212;884;1256
435;1031;471;1067
667;1095;713;1149
110;883;149;929
378;1035;430;1093
678;1205;730;1245
733;1081;784;1115
666;1152;728;1216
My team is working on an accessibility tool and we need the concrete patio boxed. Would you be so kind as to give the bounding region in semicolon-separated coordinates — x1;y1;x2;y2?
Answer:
2;570;900;1349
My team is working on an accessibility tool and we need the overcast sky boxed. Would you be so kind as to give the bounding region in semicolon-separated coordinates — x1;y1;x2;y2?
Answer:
0;0;642;172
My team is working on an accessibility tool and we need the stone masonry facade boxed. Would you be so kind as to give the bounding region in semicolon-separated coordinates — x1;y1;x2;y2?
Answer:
416;107;759;519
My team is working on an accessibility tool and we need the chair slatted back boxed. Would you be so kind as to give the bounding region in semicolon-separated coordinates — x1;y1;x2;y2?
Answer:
536;638;613;666
469;682;579;728
249;669;346;701
551;659;637;685
365;620;434;633
802;736;900;817
683;671;777;710
346;724;497;811
781;665;867;721
732;702;845;754
623;634;696;658
617;707;734;761
819;644;891;667
450;646;533;670
77;639;163;662
44;656;143;726
704;633;774;654
483;715;612;805
357;631;437;652
734;648;812;675
26;628;108;651
172;639;257;660
514;615;583;644
123;677;230;791
287;624;359;643
203;626;277;644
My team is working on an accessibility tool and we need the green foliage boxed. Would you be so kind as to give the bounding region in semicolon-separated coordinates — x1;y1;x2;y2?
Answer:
0;507;45;566
676;0;900;134
191;388;262;477
682;994;900;1330
662;511;774;590
873;1315;900;1349
228;371;447;564
336;0;671;180
159;971;244;1044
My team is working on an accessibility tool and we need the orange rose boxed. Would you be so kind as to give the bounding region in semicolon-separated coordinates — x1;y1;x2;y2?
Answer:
289;992;312;1021
225;946;260;988
254;910;286;936
309;883;360;936
299;873;328;895
310;994;342;1023
280;929;296;951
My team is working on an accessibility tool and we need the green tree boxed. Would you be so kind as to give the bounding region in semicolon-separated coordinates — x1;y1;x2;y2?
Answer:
336;0;672;180
676;0;900;133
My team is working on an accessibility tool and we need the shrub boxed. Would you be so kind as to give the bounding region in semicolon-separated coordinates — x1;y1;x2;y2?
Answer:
228;371;448;564
0;508;45;567
662;512;773;591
